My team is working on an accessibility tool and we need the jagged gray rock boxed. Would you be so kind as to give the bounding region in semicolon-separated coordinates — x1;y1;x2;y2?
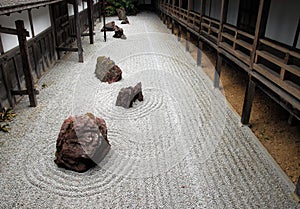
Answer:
116;82;144;108
95;56;122;83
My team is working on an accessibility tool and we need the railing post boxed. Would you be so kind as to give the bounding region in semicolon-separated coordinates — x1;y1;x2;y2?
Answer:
250;0;271;69
87;0;94;44
73;0;84;62
15;20;37;107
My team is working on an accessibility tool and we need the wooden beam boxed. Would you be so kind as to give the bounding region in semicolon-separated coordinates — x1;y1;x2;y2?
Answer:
241;75;256;125
56;47;79;52
73;0;84;62
11;89;39;96
0;31;4;54
0;26;29;37
15;20;37;107
87;0;94;44
292;18;300;49
28;9;35;37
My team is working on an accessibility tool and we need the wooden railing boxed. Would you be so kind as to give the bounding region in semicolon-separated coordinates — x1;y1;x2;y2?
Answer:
253;39;300;104
219;24;254;66
200;16;220;44
159;2;300;116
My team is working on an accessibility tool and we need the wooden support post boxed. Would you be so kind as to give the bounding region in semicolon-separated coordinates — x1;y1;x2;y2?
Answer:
0;62;14;107
0;30;4;55
73;0;84;62
49;5;59;60
288;114;297;126
178;25;182;41
241;75;256;125
214;53;222;88
102;0;106;42
15;20;37;107
98;0;102;22
171;19;175;34
186;31;190;52
218;0;228;44
28;9;35;37
87;0;94;44
250;0;271;68
197;40;202;66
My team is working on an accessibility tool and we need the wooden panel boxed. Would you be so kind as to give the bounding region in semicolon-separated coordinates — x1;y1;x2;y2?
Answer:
253;63;300;99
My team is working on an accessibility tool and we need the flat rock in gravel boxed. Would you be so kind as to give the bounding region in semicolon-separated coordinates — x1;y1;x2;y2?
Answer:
121;17;130;24
101;21;116;31
116;82;143;108
95;56;122;83
54;113;110;173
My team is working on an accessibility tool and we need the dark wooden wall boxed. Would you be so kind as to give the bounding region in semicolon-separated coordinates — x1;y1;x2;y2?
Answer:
0;27;55;108
0;2;101;108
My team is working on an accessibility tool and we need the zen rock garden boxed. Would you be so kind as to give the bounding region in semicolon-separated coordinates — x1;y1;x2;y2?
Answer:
55;56;143;172
54;113;110;173
101;21;127;39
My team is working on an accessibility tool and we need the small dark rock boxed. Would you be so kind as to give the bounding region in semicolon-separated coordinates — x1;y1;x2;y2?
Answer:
121;17;129;24
116;82;144;109
54;113;110;173
113;26;126;39
101;21;116;31
95;56;122;84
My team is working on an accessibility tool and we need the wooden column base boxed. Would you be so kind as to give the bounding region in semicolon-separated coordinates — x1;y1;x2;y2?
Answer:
241;75;256;125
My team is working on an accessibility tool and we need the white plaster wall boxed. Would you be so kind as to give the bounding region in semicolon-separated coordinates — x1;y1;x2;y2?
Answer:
210;0;221;20
205;0;210;16
0;11;32;52
265;0;300;46
205;0;221;19
31;6;51;35
192;0;201;13
226;0;239;26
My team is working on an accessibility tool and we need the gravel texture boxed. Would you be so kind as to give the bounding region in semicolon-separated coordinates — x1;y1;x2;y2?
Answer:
0;12;299;208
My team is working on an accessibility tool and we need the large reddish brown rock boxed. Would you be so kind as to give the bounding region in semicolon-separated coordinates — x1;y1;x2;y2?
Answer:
54;113;110;173
95;56;122;84
116;82;143;108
